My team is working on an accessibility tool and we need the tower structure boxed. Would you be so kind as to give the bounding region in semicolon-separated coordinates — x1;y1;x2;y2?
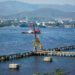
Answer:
32;22;43;52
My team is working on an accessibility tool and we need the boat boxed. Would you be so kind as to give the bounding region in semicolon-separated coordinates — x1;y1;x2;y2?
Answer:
9;64;20;69
38;25;46;28
20;23;28;27
43;57;52;62
22;29;41;34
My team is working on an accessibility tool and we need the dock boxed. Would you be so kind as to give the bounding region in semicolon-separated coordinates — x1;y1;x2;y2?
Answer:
0;45;75;62
35;50;75;57
0;51;34;62
47;45;75;51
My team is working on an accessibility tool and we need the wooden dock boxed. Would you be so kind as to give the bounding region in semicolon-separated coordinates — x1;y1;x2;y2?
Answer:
0;45;75;62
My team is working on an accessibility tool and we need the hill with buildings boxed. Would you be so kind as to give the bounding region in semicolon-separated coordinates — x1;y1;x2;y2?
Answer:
0;1;75;19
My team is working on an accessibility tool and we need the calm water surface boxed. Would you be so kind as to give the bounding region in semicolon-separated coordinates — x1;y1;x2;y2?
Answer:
0;26;75;75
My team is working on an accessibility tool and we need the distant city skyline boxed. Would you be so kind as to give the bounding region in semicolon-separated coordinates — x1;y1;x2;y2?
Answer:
0;0;75;5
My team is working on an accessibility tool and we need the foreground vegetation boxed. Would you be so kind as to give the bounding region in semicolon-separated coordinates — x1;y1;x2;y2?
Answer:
33;68;66;75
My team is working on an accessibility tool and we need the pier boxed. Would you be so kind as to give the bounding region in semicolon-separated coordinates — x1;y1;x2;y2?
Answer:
0;51;34;62
35;50;75;57
0;45;75;62
47;45;75;51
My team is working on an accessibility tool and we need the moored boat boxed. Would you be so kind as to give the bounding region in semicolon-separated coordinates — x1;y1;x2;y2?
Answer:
22;29;41;34
43;57;53;62
9;64;20;69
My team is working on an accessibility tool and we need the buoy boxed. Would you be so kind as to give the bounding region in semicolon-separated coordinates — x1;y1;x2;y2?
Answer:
9;64;20;69
43;57;52;62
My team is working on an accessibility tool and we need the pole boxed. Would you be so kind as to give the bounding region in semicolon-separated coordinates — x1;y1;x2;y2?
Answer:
33;22;37;41
33;22;37;52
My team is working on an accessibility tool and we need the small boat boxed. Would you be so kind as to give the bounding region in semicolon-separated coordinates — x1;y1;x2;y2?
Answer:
38;25;46;28
9;64;20;70
22;29;41;34
43;57;52;62
22;29;33;34
20;23;28;27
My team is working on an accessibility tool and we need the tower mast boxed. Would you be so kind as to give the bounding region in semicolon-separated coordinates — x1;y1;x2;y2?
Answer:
32;22;43;52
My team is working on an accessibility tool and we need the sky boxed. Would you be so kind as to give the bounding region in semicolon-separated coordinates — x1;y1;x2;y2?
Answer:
0;0;75;5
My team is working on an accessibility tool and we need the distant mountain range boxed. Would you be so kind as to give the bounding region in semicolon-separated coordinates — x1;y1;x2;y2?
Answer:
0;1;38;16
0;1;75;19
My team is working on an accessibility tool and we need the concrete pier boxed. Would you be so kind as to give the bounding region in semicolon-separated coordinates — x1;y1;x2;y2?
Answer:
0;45;75;62
0;51;34;62
47;45;75;51
35;50;75;57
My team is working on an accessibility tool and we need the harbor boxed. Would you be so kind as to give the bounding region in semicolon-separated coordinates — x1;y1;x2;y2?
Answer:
0;0;75;74
0;27;75;75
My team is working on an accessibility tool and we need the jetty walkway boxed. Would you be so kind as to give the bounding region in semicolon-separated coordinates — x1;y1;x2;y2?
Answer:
47;45;75;51
0;45;75;62
35;50;75;57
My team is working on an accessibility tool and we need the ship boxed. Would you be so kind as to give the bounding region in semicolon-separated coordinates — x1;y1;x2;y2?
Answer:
22;29;41;34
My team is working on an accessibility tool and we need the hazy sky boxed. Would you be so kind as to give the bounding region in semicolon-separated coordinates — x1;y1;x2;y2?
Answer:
0;0;75;5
